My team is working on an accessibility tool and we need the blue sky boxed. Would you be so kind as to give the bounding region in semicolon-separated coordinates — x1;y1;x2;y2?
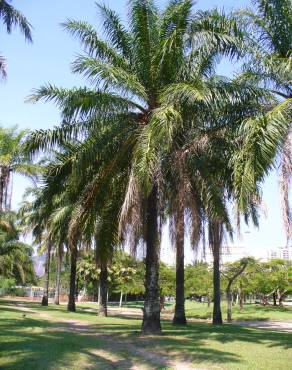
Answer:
0;0;286;258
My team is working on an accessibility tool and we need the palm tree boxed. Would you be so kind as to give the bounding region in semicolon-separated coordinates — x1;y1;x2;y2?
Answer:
0;0;32;78
234;0;292;237
0;210;35;284
25;0;261;333
0;126;39;211
18;188;53;306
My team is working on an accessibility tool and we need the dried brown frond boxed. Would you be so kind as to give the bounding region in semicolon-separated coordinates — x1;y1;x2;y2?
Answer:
280;130;292;243
119;170;143;255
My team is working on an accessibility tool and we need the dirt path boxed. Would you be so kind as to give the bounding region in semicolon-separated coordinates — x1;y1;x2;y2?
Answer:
233;320;292;332
7;301;292;333
56;319;201;370
6;302;201;370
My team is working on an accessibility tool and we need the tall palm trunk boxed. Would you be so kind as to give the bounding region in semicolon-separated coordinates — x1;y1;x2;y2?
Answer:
209;221;223;324
142;185;161;334
98;260;108;316
0;166;10;211
273;291;277;306
226;286;232;323
54;243;62;305
173;196;187;325
67;244;77;312
119;291;123;308
41;243;51;306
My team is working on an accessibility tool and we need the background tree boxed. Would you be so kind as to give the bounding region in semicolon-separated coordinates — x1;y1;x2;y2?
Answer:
185;263;213;305
0;210;35;285
234;0;292;239
0;127;38;211
111;251;143;307
222;257;253;322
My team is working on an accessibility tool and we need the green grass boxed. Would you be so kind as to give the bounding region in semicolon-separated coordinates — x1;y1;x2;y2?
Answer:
109;299;292;321
0;298;292;370
183;300;292;321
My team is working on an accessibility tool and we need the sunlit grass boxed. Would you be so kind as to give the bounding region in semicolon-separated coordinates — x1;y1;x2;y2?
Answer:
1;298;292;370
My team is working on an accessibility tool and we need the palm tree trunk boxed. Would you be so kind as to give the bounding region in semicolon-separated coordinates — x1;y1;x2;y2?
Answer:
0;166;9;211
207;294;211;307
41;243;51;306
67;244;77;312
239;283;243;310
54;244;62;305
93;280;99;301
98;260;108;316
97;282;101;305
226;288;232;322
141;185;161;334
0;166;3;211
273;291;277;306
213;246;222;324
173;198;187;325
209;221;223;325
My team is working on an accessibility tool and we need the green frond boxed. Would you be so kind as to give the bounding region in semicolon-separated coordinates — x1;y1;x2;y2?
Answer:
134;105;182;191
28;84;146;120
12;163;40;182
96;2;132;60
128;0;159;94
160;81;211;106
159;0;193;38
72;56;147;100
234;99;292;210
23;123;86;156
190;9;244;60
0;0;32;41
62;19;129;69
154;1;193;84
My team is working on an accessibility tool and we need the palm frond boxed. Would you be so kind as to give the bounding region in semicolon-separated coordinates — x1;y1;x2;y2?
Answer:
0;53;7;79
28;84;146;120
280;130;292;243
62;19;129;69
96;2;132;59
0;0;32;41
190;9;244;60
72;56;147;100
234;99;292;210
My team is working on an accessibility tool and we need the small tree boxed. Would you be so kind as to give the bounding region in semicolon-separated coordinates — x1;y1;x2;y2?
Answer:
222;257;254;322
159;263;175;309
185;263;213;306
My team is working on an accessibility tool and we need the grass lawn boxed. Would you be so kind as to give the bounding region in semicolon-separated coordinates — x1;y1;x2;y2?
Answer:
183;300;292;321
0;298;291;370
111;299;292;321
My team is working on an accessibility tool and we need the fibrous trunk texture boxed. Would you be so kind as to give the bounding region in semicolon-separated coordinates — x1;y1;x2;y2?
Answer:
210;221;223;325
173;197;186;325
141;185;161;334
54;244;62;305
41;243;51;306
98;260;108;316
67;244;77;312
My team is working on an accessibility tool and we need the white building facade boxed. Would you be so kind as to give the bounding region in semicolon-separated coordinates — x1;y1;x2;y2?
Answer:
267;246;292;261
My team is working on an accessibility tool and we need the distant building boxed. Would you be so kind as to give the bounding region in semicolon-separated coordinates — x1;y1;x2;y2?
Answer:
204;244;250;264
267;246;292;261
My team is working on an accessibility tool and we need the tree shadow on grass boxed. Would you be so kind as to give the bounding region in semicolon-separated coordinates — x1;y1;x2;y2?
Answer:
160;321;292;350
1;300;291;370
0;305;241;370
